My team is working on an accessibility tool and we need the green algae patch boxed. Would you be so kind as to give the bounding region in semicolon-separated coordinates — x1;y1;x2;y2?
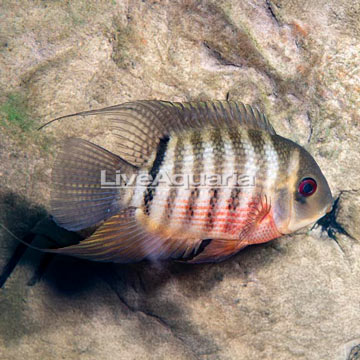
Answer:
0;93;55;156
0;93;36;132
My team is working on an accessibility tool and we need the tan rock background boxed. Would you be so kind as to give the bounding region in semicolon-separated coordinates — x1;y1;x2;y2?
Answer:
0;0;360;359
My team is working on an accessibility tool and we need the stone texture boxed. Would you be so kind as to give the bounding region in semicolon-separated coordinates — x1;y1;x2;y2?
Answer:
0;0;360;359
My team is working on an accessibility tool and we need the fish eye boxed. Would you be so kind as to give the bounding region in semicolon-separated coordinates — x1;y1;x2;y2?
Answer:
298;177;317;197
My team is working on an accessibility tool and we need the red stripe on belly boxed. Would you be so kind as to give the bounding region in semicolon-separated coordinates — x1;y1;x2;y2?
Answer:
169;216;246;224
152;194;253;205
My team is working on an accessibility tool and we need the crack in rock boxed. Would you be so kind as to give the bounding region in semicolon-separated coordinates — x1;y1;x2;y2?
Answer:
306;111;314;143
203;41;242;68
99;272;199;357
266;0;281;26
97;268;218;359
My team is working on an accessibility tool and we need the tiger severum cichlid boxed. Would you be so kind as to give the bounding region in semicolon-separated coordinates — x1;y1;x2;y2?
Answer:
39;100;333;263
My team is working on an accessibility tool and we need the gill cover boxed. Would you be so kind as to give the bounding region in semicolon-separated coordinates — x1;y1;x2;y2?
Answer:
273;138;333;234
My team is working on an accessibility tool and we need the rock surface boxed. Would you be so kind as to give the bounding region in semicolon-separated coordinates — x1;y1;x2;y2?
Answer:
0;0;360;359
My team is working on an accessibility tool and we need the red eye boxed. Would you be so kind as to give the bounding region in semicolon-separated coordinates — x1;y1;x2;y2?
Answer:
298;178;317;197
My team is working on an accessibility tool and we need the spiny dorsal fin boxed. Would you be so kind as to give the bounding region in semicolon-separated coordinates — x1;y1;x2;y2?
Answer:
40;100;276;167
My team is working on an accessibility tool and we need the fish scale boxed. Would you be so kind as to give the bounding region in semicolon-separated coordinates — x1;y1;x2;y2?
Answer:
209;132;236;234
188;130;204;224
29;100;333;263
163;135;192;230
136;126;278;240
206;128;225;232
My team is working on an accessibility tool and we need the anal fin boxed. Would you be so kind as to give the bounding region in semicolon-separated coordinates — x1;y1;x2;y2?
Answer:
187;238;244;263
49;208;204;263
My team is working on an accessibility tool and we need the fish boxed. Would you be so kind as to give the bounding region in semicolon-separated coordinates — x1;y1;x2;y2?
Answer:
39;100;333;263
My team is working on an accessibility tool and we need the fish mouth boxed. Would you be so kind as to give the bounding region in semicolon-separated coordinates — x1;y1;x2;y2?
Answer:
319;202;333;219
325;204;333;214
307;203;334;229
282;207;331;234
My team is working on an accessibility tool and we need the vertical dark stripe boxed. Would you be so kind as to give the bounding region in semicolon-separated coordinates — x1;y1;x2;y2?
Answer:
143;135;170;216
238;129;267;236
270;134;292;175
247;129;267;188
225;127;245;233
149;136;170;179
187;130;204;223
206;128;224;231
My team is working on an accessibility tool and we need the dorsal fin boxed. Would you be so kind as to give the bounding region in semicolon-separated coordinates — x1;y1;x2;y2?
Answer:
40;100;276;167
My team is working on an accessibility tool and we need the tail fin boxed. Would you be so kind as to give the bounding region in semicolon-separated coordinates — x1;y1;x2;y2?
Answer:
51;138;137;231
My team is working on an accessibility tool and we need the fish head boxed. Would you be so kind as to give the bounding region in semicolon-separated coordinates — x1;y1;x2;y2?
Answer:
273;141;333;235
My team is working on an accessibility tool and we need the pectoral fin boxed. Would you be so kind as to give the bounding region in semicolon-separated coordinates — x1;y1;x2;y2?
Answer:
188;195;281;263
238;194;281;245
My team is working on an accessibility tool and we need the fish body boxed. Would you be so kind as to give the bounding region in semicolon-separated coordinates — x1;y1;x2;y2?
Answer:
47;101;333;263
134;127;280;241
